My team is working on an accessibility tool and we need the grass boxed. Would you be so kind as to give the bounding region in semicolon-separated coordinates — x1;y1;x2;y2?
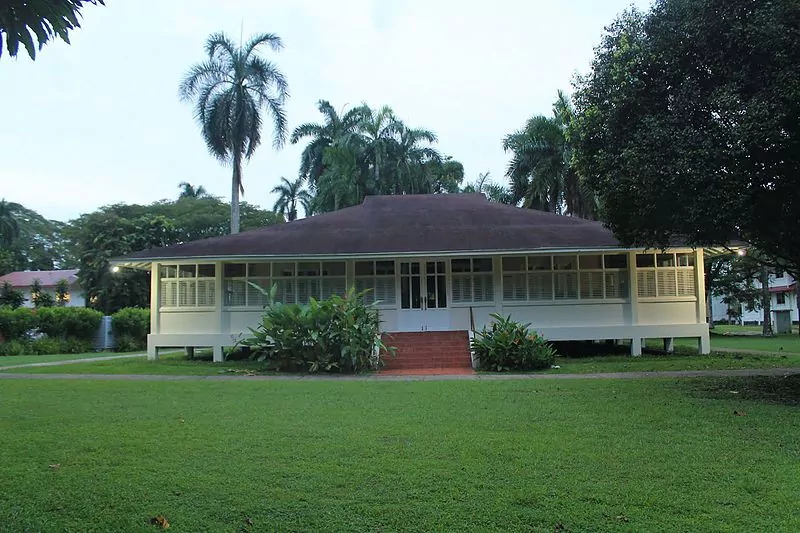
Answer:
0;351;144;367
0;377;798;531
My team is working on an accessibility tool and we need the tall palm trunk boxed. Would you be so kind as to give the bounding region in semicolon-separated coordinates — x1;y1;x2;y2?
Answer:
759;267;773;336
231;150;242;234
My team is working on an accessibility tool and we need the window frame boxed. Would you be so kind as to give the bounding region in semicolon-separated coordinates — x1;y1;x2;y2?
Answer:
354;260;397;308
635;252;697;300
159;263;217;311
450;257;495;307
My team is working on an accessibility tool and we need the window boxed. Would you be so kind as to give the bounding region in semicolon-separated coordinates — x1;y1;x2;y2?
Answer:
636;252;696;298
451;258;494;304
776;292;786;305
354;260;396;305
223;261;346;307
501;254;628;302
160;264;216;308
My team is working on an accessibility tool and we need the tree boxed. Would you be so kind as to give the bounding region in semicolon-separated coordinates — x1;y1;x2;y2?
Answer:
290;100;369;187
571;0;800;273
503;91;597;218
271;177;310;221
0;200;20;247
0;0;104;60
359;105;402;193
54;279;70;306
177;182;208;199
0;281;25;308
462;172;515;205
179;31;289;234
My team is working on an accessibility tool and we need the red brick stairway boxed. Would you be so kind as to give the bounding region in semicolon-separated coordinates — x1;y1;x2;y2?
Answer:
380;331;473;375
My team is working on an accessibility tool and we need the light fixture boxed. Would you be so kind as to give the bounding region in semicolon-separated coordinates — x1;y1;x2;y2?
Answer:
737;249;746;257
111;266;120;273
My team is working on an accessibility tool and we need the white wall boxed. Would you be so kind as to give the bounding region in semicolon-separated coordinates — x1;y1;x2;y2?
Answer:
19;284;85;308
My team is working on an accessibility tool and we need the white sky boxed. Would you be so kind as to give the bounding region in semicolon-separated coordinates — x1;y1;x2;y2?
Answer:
0;0;649;222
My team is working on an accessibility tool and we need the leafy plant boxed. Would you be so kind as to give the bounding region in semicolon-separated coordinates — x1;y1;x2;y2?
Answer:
34;307;102;341
0;339;27;356
471;313;556;371
239;284;391;373
33;291;56;308
0;281;26;309
54;279;70;306
111;307;149;350
0;307;37;341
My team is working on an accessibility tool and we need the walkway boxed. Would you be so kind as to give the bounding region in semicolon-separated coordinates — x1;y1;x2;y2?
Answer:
0;353;146;371
0;367;798;382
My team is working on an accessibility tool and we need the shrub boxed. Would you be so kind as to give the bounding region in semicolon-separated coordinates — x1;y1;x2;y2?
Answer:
471;313;556;371
0;307;38;341
240;285;390;373
35;307;103;341
0;281;26;309
0;339;28;356
111;308;149;350
28;337;64;355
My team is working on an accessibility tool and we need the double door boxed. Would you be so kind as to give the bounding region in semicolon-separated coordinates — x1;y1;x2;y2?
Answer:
398;260;450;332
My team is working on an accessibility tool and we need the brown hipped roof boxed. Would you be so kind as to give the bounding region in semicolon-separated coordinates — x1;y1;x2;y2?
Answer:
119;194;623;262
0;269;79;288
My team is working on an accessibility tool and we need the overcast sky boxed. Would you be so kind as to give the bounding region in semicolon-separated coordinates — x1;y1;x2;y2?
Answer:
1;0;648;222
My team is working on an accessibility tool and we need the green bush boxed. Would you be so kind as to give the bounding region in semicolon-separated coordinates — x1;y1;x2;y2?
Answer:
0;307;38;341
28;337;64;355
35;307;103;341
111;308;149;350
0;339;28;356
240;285;391;373
471;313;556;371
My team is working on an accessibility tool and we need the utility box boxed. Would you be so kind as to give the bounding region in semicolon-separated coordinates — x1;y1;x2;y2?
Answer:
774;310;792;335
94;315;115;350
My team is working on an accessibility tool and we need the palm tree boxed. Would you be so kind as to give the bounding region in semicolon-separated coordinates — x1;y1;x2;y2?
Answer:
179;32;289;234
462;172;515;204
271;176;311;221
390;125;441;194
503;90;597;218
359;105;402;194
0;200;20;247
177;182;208;199
290;100;369;187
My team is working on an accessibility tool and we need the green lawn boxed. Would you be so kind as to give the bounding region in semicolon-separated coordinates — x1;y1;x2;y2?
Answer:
0;377;798;531
0;351;144;367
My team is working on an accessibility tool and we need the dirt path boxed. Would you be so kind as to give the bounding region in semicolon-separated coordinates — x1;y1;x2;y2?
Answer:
0;353;146;371
0;367;798;382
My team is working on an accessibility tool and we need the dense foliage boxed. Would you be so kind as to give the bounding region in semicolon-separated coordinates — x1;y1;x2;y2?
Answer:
291;100;465;213
571;0;800;274
503;91;596;218
0;282;26;309
471;313;556;371
0;200;75;276
0;306;101;355
111;307;150;352
240;286;390;373
0;0;104;60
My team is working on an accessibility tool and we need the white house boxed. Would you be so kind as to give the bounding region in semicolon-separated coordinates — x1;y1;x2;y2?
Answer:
113;194;711;363
710;271;798;330
0;269;84;308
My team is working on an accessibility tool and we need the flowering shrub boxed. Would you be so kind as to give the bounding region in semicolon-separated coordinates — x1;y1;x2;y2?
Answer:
471;313;556;371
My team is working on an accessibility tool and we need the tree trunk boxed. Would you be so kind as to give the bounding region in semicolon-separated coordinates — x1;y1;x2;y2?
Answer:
231;152;242;234
760;267;773;336
796;280;799;336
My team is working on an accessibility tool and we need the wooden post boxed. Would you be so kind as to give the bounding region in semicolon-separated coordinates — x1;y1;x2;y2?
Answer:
148;262;160;360
628;251;641;356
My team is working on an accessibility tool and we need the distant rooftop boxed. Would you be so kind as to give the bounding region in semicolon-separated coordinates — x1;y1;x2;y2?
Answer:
0;269;79;288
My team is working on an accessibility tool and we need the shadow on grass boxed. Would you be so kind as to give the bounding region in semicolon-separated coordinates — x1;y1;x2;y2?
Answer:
686;374;800;406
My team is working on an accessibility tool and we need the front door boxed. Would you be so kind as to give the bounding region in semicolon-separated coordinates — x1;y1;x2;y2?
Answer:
398;260;450;332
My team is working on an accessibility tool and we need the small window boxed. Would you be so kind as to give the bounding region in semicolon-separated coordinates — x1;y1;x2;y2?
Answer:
297;262;321;277
473;258;493;273
777;292;786;305
355;262;374;276
322;262;345;276
375;261;395;275
160;265;177;278
528;256;551;271
579;255;602;269
636;254;655;268
248;263;271;277
197;264;216;278
604;254;628;269
179;265;196;278
224;263;246;278
553;256;577;270
676;253;695;267
657;254;675;267
502;257;525;271
451;258;471;273
274;263;296;277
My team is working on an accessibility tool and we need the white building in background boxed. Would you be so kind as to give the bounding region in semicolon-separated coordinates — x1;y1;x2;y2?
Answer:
710;270;798;330
0;269;84;307
114;194;713;361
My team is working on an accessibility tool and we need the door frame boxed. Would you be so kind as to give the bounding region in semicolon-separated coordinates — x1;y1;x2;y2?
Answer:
396;258;450;332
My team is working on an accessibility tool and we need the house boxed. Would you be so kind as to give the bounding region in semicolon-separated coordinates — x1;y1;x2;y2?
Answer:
0;269;84;308
113;194;711;362
711;271;798;331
